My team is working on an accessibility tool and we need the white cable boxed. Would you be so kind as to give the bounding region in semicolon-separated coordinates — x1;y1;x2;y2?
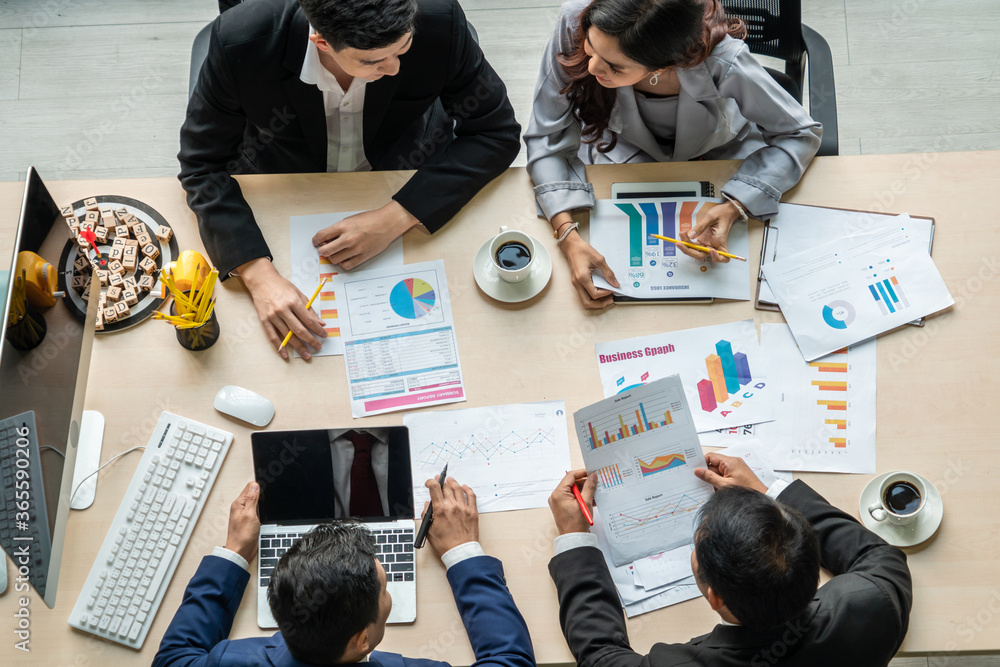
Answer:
70;446;146;504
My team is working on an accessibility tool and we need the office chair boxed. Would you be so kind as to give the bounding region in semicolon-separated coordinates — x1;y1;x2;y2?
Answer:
722;0;839;156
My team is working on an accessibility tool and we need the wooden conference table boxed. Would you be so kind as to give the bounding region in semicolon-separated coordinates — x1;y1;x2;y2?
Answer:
0;152;998;665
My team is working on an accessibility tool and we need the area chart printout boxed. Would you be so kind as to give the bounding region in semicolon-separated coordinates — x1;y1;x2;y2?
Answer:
574;375;714;566
595;319;775;432
290;211;404;356
589;197;750;300
756;324;877;473
761;218;953;361
404;401;571;513
334;260;465;417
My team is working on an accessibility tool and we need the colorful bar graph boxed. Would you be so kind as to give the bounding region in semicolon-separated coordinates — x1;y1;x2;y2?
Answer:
320;309;338;319
320;293;337;301
320;272;336;281
634;409;645;433
616;203;644;267
818;400;847;411
664;410;673;425
325;327;340;337
700;339;754;412
830;438;847;448
811;380;847;391
825;419;847;430
588;422;600;449
597;463;625;489
588;402;676;448
679;201;697;237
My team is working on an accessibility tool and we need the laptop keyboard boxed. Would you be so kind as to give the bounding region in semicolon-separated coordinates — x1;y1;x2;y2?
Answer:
259;526;415;587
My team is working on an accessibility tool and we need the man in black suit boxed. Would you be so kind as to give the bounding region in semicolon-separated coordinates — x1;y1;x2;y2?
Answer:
548;453;913;666
179;0;520;359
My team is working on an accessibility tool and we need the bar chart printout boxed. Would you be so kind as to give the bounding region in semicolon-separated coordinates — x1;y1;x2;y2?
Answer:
574;375;714;565
289;211;404;356
757;324;876;474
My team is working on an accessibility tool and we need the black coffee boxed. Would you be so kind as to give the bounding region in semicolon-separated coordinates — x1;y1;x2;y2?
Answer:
883;481;921;515
495;241;531;270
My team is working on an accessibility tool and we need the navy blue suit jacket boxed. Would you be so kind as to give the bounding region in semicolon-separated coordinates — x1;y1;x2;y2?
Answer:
153;553;535;667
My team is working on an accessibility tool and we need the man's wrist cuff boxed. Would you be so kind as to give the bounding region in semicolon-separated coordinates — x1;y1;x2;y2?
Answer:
441;541;485;570
212;545;250;572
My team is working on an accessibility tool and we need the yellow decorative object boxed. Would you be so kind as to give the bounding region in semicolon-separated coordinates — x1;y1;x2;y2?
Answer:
15;251;58;309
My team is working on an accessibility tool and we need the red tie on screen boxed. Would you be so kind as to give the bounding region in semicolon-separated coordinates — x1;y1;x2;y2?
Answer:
348;431;383;517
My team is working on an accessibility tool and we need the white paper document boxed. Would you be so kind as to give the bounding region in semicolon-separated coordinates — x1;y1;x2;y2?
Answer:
289;211;405;356
758;204;935;305
591;508;702;617
404;401;571;513
595;320;775;433
755;324;877;473
714;443;793;487
762;220;953;361
574;376;714;566
589;198;750;300
335;260;466;417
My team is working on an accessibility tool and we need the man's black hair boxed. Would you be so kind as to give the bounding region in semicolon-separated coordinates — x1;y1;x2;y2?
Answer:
298;0;418;51
268;522;381;664
693;486;820;629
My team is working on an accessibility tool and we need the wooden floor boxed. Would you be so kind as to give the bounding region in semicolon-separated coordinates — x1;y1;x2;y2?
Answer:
0;2;998;663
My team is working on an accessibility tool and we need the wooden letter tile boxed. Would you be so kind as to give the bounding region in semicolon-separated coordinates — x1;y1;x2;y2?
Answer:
83;197;98;210
105;285;122;301
122;287;139;306
138;274;155;291
139;256;156;274
60;204;75;218
141;243;160;260
155;226;173;243
103;306;119;323
114;301;131;318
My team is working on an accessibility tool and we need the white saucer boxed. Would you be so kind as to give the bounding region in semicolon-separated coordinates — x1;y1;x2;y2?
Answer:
858;471;943;548
473;236;552;303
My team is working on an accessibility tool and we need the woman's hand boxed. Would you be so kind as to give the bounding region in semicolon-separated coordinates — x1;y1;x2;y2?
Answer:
677;201;743;262
560;231;619;309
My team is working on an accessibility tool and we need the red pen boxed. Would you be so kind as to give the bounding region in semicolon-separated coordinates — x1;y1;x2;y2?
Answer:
571;479;594;526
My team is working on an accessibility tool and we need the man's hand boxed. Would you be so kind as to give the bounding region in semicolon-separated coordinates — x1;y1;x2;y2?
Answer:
694;453;768;494
237;258;328;360
225;482;261;563
423;477;479;558
312;201;419;270
548;469;596;535
677;201;741;263
560;232;618;309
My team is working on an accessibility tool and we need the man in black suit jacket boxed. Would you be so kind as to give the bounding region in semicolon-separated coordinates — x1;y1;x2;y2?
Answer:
547;454;913;666
179;0;520;359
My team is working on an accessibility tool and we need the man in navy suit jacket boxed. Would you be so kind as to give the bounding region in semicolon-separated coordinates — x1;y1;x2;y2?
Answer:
153;476;535;667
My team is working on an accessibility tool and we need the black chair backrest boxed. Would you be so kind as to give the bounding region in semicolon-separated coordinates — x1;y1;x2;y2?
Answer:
721;0;802;62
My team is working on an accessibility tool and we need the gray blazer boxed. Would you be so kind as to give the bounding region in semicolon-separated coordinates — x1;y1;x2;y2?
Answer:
525;0;822;221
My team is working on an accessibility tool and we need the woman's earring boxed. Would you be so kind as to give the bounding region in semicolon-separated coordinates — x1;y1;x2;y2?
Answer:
649;71;660;86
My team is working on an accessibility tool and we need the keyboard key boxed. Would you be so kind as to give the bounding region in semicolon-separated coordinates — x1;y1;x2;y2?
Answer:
388;535;397;543
404;573;414;581
384;554;395;563
260;577;269;587
390;563;413;572
393;573;403;582
397;553;413;562
262;548;275;558
393;544;403;552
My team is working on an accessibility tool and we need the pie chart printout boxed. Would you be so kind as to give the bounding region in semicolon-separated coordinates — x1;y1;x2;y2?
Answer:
390;278;436;319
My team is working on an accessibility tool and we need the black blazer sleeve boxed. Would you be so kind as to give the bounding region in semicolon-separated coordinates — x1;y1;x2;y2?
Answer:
178;14;273;278
389;0;520;231
548;546;644;667
776;480;913;653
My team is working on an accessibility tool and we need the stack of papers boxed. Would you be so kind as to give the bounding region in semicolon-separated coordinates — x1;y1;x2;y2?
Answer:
762;217;954;360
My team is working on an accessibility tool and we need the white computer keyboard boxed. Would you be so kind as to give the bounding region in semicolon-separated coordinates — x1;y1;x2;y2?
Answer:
68;412;232;648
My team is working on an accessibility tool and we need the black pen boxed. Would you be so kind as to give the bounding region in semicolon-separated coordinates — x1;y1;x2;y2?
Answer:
414;463;448;549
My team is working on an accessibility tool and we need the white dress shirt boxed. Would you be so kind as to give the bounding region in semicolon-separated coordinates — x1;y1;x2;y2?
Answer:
299;27;372;173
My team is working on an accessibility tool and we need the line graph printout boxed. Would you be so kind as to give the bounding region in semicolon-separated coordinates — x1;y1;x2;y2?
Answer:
574;375;713;566
404;401;571;513
336;260;465;417
290;211;404;356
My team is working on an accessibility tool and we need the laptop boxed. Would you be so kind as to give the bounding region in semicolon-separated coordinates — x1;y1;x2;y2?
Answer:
251;427;416;628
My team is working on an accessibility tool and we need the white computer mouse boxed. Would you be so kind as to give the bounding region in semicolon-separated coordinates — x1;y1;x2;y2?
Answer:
213;385;275;427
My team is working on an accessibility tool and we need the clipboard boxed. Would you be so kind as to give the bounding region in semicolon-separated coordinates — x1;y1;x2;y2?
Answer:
754;203;936;326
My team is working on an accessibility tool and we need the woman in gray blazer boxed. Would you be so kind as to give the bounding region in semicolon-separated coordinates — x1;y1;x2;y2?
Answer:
525;0;822;308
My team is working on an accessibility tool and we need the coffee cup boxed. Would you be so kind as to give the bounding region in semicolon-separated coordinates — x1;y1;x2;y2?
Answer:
489;226;535;283
867;471;925;527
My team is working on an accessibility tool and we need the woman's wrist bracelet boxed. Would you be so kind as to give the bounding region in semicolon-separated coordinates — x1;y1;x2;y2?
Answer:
556;222;580;246
552;219;575;239
721;193;749;222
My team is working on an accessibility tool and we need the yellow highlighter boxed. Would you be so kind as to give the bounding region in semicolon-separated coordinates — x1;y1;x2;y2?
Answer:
278;277;328;352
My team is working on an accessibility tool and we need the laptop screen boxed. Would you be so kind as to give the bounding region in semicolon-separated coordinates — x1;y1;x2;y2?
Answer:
252;427;414;525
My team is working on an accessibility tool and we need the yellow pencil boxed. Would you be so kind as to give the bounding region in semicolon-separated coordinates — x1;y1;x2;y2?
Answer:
647;233;747;262
278;277;328;352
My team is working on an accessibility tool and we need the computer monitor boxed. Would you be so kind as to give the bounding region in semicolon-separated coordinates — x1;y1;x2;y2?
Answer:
0;167;99;608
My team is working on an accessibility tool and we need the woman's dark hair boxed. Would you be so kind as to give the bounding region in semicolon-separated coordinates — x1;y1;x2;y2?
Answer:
268;522;381;664
693;486;820;629
559;0;746;152
298;0;417;51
